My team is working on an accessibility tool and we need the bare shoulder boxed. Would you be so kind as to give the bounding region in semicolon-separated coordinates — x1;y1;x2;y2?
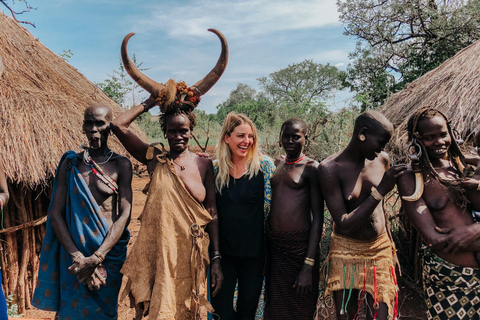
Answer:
378;151;390;166
397;165;415;193
110;153;133;174
195;154;213;173
305;157;319;170
274;155;285;167
318;153;339;177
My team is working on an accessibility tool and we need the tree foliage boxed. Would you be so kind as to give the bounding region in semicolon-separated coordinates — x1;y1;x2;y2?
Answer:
96;56;144;109
216;60;348;158
339;0;480;109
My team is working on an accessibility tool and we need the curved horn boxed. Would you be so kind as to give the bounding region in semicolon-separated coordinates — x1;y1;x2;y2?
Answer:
402;171;424;202
0;54;4;78
121;32;164;96
191;29;229;95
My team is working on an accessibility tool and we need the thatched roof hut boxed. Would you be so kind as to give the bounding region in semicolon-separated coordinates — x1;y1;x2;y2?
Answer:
381;40;480;162
0;12;146;187
0;12;146;312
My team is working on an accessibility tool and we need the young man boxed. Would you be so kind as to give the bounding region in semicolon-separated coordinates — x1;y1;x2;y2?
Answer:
33;103;132;319
265;118;323;320
318;111;406;320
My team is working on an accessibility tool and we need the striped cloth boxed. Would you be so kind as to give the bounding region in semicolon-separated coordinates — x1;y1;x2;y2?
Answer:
265;227;319;320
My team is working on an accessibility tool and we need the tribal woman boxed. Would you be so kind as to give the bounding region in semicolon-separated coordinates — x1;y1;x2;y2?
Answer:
398;107;480;319
111;29;228;319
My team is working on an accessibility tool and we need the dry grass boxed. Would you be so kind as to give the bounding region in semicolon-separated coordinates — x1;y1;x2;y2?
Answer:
380;40;480;163
0;12;146;187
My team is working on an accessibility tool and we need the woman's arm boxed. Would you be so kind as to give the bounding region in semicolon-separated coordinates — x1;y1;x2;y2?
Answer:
294;161;324;296
110;96;157;164
204;159;223;296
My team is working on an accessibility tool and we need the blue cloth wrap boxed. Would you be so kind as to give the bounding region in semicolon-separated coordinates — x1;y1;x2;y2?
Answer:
33;151;129;319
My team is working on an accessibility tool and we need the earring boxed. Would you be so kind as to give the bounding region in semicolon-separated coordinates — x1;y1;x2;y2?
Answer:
359;134;366;141
278;142;282;148
82;129;86;134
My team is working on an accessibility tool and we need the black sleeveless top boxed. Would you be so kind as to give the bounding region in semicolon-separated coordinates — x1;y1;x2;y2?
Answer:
216;171;264;257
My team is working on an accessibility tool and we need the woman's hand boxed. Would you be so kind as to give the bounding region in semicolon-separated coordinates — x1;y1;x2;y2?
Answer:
294;264;313;296
377;164;407;195
210;259;223;297
435;224;480;253
461;178;480;190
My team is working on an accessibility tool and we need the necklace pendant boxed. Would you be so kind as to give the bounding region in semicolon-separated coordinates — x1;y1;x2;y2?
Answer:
180;165;185;170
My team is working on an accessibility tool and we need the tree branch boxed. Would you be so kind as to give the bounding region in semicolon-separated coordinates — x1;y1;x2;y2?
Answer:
0;0;36;27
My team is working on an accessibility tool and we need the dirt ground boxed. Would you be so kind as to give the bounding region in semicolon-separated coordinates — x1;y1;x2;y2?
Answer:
22;175;427;320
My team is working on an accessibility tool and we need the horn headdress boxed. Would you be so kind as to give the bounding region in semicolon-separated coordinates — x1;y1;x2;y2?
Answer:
121;29;228;113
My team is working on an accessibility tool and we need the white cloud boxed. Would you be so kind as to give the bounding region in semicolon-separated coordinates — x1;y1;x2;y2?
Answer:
133;0;340;39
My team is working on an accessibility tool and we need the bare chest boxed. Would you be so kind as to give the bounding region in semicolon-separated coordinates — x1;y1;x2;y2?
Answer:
339;164;384;206
272;164;307;191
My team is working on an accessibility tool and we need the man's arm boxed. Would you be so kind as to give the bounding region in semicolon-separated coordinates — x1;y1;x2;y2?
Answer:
318;157;405;235
50;161;85;262
294;161;324;295
204;159;223;297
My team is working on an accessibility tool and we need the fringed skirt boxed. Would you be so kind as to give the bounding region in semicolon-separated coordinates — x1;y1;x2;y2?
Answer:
319;232;398;320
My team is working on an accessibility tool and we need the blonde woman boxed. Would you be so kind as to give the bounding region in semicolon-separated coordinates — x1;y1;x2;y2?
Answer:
212;112;275;320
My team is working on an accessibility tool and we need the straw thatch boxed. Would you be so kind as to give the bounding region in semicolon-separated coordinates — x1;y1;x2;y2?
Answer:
0;12;146;187
381;40;480;163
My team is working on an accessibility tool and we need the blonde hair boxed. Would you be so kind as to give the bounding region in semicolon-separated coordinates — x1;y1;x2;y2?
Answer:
215;112;261;193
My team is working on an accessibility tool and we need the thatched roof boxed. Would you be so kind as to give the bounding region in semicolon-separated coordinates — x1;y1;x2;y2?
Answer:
381;40;480;162
0;12;147;187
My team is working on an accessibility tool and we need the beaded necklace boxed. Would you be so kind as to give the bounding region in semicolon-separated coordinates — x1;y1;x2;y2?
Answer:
83;148;119;194
285;154;305;165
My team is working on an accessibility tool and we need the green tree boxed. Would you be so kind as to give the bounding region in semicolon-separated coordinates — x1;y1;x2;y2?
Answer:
339;0;480;109
215;83;276;130
96;55;145;109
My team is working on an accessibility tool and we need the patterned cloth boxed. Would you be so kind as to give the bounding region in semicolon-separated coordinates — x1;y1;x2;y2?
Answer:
265;227;319;320
422;247;480;320
213;154;275;221
320;232;398;320
33;151;129;320
121;149;212;319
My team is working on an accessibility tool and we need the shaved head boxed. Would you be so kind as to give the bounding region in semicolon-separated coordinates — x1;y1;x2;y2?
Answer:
354;111;394;136
84;103;113;122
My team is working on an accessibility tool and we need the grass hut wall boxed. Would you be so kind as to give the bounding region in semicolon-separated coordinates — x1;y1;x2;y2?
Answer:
380;40;480;280
0;12;147;312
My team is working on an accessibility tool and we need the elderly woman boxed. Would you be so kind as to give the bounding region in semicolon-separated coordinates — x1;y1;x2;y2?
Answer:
211;112;275;320
111;29;228;319
398;107;480;319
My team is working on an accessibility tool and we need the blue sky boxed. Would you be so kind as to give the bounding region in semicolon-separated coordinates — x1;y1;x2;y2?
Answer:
4;0;356;114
